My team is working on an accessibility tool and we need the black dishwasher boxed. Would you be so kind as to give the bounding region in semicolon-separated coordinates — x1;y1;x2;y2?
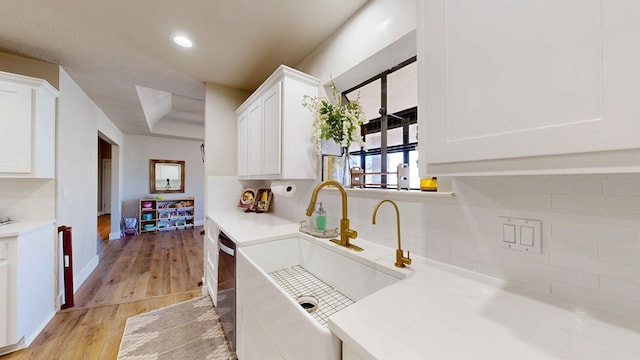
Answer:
217;231;236;353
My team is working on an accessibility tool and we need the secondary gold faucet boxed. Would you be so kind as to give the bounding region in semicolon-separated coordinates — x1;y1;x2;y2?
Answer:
306;180;362;252
372;199;411;268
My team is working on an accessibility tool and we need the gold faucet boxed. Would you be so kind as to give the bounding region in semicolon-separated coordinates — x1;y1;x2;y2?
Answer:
372;199;411;268
306;180;362;252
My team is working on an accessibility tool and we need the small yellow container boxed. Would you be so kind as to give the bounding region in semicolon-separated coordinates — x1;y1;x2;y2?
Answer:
420;177;438;191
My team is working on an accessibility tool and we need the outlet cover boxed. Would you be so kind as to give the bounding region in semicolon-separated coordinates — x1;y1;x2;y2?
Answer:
497;217;542;254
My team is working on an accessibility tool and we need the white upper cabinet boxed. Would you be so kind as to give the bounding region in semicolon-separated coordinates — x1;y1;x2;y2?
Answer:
418;0;640;175
236;65;319;180
0;71;58;178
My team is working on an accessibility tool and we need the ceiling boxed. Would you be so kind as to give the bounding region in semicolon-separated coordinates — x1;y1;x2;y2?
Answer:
0;0;368;140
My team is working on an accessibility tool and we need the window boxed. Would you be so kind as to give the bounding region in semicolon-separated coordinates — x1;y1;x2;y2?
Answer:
344;57;419;189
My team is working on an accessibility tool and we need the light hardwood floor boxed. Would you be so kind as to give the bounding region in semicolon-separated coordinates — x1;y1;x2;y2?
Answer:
1;225;205;360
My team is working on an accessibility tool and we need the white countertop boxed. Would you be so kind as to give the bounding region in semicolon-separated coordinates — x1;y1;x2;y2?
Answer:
207;210;300;246
207;211;640;360
0;220;56;238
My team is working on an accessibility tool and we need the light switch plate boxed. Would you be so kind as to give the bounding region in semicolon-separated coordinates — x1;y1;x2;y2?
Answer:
497;217;542;254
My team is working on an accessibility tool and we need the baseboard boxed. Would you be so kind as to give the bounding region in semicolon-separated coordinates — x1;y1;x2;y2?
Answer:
24;310;56;346
73;255;99;293
0;339;25;356
56;292;64;310
109;231;121;240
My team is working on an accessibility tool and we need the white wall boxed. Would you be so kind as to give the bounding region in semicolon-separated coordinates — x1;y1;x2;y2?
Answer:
297;0;417;92
204;82;250;213
122;134;205;224
204;82;249;177
98;105;125;239
58;67;124;291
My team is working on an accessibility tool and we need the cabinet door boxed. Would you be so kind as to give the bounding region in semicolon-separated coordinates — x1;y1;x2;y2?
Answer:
0;80;32;174
0;260;8;347
419;0;640;175
237;110;249;177
261;82;282;176
247;101;263;176
204;220;219;305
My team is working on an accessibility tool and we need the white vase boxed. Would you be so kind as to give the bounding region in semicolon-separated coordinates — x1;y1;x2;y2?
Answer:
338;147;353;187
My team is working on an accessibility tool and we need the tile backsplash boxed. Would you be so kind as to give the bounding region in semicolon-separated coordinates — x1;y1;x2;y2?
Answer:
292;175;640;320
0;178;55;221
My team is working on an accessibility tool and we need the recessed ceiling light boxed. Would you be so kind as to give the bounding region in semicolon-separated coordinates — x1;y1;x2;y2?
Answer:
172;35;193;48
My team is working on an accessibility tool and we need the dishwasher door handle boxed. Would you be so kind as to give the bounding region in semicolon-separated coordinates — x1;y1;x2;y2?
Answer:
219;240;235;256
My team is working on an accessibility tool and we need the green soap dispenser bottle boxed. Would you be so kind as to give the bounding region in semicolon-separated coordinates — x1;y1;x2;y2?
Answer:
315;202;326;231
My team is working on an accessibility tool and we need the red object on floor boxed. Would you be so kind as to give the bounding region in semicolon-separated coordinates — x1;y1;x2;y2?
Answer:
58;225;74;309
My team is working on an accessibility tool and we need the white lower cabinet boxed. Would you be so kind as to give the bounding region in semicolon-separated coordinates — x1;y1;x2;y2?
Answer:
237;304;284;360
0;71;58;178
204;219;219;304
0;223;56;355
0;243;12;347
419;0;640;176
342;343;367;360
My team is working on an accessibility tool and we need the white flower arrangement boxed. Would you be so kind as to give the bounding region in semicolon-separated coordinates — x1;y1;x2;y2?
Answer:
303;81;368;155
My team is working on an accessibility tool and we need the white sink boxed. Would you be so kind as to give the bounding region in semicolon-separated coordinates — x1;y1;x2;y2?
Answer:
236;234;404;360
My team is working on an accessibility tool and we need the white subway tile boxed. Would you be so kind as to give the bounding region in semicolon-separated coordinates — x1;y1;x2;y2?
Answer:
595;291;640;321
598;240;640;266
548;265;600;290
603;211;640;229
479;263;551;294
457;176;512;194
550;223;599;258
509;193;552;209
553;281;640;321
466;191;511;209
553;194;640;212
479;251;598;290
511;175;551;194
450;245;480;262
597;261;640;286
427;251;450;264
600;277;640;301
550;251;599;273
479;244;550;266
450;255;479;272
603;179;640;195
551;281;600;313
550;178;602;194
426;237;451;258
546;208;603;225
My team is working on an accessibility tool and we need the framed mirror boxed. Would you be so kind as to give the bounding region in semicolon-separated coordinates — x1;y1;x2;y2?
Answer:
150;159;185;193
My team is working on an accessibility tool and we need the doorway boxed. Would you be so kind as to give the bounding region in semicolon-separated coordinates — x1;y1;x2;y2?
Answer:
102;159;112;214
98;137;112;241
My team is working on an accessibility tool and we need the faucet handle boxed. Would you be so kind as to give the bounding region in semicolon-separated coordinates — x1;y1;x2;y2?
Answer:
404;250;412;265
396;249;412;268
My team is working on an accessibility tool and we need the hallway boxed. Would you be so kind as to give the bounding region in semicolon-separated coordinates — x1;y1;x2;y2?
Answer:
1;226;205;359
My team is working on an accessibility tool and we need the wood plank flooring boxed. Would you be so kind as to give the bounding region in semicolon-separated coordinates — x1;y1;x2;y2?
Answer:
1;226;205;360
97;214;110;242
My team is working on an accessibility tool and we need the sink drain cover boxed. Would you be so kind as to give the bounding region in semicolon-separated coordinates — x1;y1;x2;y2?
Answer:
296;295;319;313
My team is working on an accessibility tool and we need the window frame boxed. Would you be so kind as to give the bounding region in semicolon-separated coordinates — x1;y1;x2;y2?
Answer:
343;56;418;189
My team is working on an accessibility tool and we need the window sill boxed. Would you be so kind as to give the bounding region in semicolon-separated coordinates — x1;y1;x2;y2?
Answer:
325;187;455;200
